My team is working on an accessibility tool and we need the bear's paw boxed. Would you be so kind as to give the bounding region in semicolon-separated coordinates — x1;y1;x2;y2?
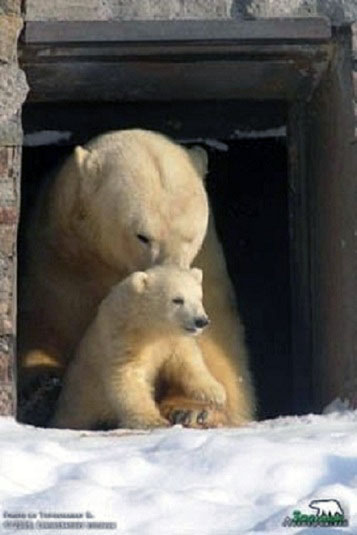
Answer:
159;396;229;429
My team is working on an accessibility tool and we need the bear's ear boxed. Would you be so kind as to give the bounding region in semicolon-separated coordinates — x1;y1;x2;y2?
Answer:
191;268;203;284
74;146;101;189
188;146;208;179
131;271;149;293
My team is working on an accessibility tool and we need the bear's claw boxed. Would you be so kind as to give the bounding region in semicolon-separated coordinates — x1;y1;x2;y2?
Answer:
159;396;229;428
169;408;209;427
197;410;208;425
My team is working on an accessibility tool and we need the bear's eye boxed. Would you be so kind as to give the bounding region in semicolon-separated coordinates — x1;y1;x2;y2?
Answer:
137;233;150;245
172;297;184;305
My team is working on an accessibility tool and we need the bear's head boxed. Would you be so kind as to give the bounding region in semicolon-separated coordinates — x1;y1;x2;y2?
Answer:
62;130;209;274
127;265;209;336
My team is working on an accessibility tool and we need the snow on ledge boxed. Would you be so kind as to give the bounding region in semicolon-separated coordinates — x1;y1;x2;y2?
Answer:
179;128;287;151
231;126;287;139
24;130;72;147
178;138;229;151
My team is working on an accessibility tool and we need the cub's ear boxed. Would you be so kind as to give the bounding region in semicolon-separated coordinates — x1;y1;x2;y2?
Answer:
191;268;203;284
188;146;208;179
74;146;102;193
131;271;149;293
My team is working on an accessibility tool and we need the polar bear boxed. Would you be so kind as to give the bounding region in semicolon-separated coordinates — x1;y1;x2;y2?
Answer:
309;500;344;517
18;130;209;424
51;266;226;430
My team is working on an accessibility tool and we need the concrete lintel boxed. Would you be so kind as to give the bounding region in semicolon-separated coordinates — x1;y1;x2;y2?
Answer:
23;18;332;45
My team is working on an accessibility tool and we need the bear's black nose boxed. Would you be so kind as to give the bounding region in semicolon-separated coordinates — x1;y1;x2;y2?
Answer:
194;316;209;329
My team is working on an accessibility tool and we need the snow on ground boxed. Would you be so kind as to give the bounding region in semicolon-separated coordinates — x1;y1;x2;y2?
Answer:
1;411;357;534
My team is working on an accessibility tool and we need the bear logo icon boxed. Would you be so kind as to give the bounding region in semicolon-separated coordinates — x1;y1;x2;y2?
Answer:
309;499;344;517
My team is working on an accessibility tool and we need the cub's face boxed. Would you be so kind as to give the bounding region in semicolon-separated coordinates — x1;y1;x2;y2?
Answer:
130;266;209;336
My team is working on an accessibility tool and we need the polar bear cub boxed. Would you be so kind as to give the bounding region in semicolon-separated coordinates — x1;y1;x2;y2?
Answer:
51;266;226;430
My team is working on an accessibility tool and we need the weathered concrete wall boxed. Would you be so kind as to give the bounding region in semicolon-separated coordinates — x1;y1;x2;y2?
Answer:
24;0;357;131
25;0;357;22
234;0;357;22
24;0;232;20
23;3;357;88
0;9;28;140
0;0;28;415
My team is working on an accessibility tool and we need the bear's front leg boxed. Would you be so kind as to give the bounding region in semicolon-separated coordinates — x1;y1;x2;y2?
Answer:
159;343;229;428
166;345;226;406
182;372;226;407
107;366;169;430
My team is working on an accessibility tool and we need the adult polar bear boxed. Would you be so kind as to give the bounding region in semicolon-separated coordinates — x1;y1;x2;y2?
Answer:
18;129;255;428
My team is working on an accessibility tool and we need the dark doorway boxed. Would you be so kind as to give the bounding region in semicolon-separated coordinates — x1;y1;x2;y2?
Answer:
205;138;291;419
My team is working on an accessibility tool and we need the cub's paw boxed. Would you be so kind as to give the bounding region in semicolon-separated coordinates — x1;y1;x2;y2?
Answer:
185;379;227;407
159;398;229;429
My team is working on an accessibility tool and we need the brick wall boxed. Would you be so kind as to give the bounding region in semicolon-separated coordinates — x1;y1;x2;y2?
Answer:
0;0;28;415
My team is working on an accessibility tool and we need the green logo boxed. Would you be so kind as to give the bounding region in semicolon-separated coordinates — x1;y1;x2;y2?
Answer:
282;499;348;528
